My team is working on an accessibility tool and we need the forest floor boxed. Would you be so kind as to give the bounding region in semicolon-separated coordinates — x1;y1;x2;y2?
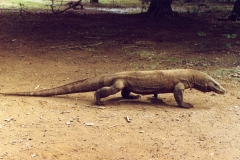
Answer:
0;3;240;160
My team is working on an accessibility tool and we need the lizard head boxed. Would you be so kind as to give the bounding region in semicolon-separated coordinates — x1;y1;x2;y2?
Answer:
207;78;226;94
193;73;226;94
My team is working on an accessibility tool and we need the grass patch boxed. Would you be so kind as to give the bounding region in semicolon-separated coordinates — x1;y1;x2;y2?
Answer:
0;0;48;8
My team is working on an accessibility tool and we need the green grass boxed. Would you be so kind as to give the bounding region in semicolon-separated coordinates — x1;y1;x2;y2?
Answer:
0;0;48;8
0;0;141;8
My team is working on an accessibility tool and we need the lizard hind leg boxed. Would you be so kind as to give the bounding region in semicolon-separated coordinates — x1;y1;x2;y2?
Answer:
173;83;194;109
153;94;158;99
94;80;125;105
121;89;141;99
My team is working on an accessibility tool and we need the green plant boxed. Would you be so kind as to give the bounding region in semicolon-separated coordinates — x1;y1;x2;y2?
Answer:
223;34;238;48
19;3;25;16
225;43;231;48
213;6;222;12
129;63;140;71
3;10;9;14
149;63;159;70
223;34;238;39
185;6;200;14
131;51;139;55
215;69;225;78
198;31;206;37
85;48;96;52
192;6;199;14
140;51;154;59
203;63;208;67
166;57;180;64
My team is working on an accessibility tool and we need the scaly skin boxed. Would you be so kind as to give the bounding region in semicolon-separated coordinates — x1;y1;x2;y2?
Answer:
1;69;226;108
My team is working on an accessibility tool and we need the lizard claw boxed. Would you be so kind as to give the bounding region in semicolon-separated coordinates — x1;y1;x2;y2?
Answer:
95;101;104;106
94;92;104;105
94;96;104;105
179;103;194;109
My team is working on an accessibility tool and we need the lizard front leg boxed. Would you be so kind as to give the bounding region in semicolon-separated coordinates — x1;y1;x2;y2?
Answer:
173;83;193;109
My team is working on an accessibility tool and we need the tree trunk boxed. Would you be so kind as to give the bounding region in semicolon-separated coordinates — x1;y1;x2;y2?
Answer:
147;0;173;18
229;0;240;20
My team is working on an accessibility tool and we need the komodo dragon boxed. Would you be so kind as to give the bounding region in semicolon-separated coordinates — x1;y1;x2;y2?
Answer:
0;69;226;108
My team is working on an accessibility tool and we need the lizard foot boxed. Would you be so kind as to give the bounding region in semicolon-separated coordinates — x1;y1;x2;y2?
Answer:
129;95;141;99
95;101;104;106
123;94;141;99
94;92;104;105
152;94;158;99
179;103;194;109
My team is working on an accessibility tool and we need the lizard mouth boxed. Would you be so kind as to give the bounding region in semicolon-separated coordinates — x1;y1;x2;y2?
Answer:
216;90;225;94
210;86;226;94
208;80;226;95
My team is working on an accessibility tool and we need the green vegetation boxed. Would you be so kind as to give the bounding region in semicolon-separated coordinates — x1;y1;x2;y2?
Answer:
0;0;48;8
212;6;222;12
0;0;141;9
222;33;238;48
198;31;206;37
223;33;238;39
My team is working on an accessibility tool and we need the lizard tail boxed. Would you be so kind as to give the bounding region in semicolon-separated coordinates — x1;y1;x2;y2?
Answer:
1;77;107;97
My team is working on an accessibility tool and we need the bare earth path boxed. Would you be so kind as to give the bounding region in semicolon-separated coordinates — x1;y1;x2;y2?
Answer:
0;9;240;159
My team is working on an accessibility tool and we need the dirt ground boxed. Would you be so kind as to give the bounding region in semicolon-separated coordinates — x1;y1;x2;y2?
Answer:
0;4;240;159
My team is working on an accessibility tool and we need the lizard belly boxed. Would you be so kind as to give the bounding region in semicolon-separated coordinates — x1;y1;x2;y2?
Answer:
123;75;177;94
128;85;174;95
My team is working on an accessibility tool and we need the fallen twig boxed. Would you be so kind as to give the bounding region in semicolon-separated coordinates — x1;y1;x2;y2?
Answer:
126;116;131;122
49;0;83;14
99;113;116;118
84;104;105;109
110;124;118;128
49;42;103;50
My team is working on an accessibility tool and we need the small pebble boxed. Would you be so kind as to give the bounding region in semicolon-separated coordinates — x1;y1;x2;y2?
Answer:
85;123;94;126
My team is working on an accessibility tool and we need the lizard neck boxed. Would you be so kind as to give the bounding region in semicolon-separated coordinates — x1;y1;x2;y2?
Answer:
191;73;210;92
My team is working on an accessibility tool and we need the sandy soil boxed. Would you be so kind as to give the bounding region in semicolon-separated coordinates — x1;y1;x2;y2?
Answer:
0;6;240;159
